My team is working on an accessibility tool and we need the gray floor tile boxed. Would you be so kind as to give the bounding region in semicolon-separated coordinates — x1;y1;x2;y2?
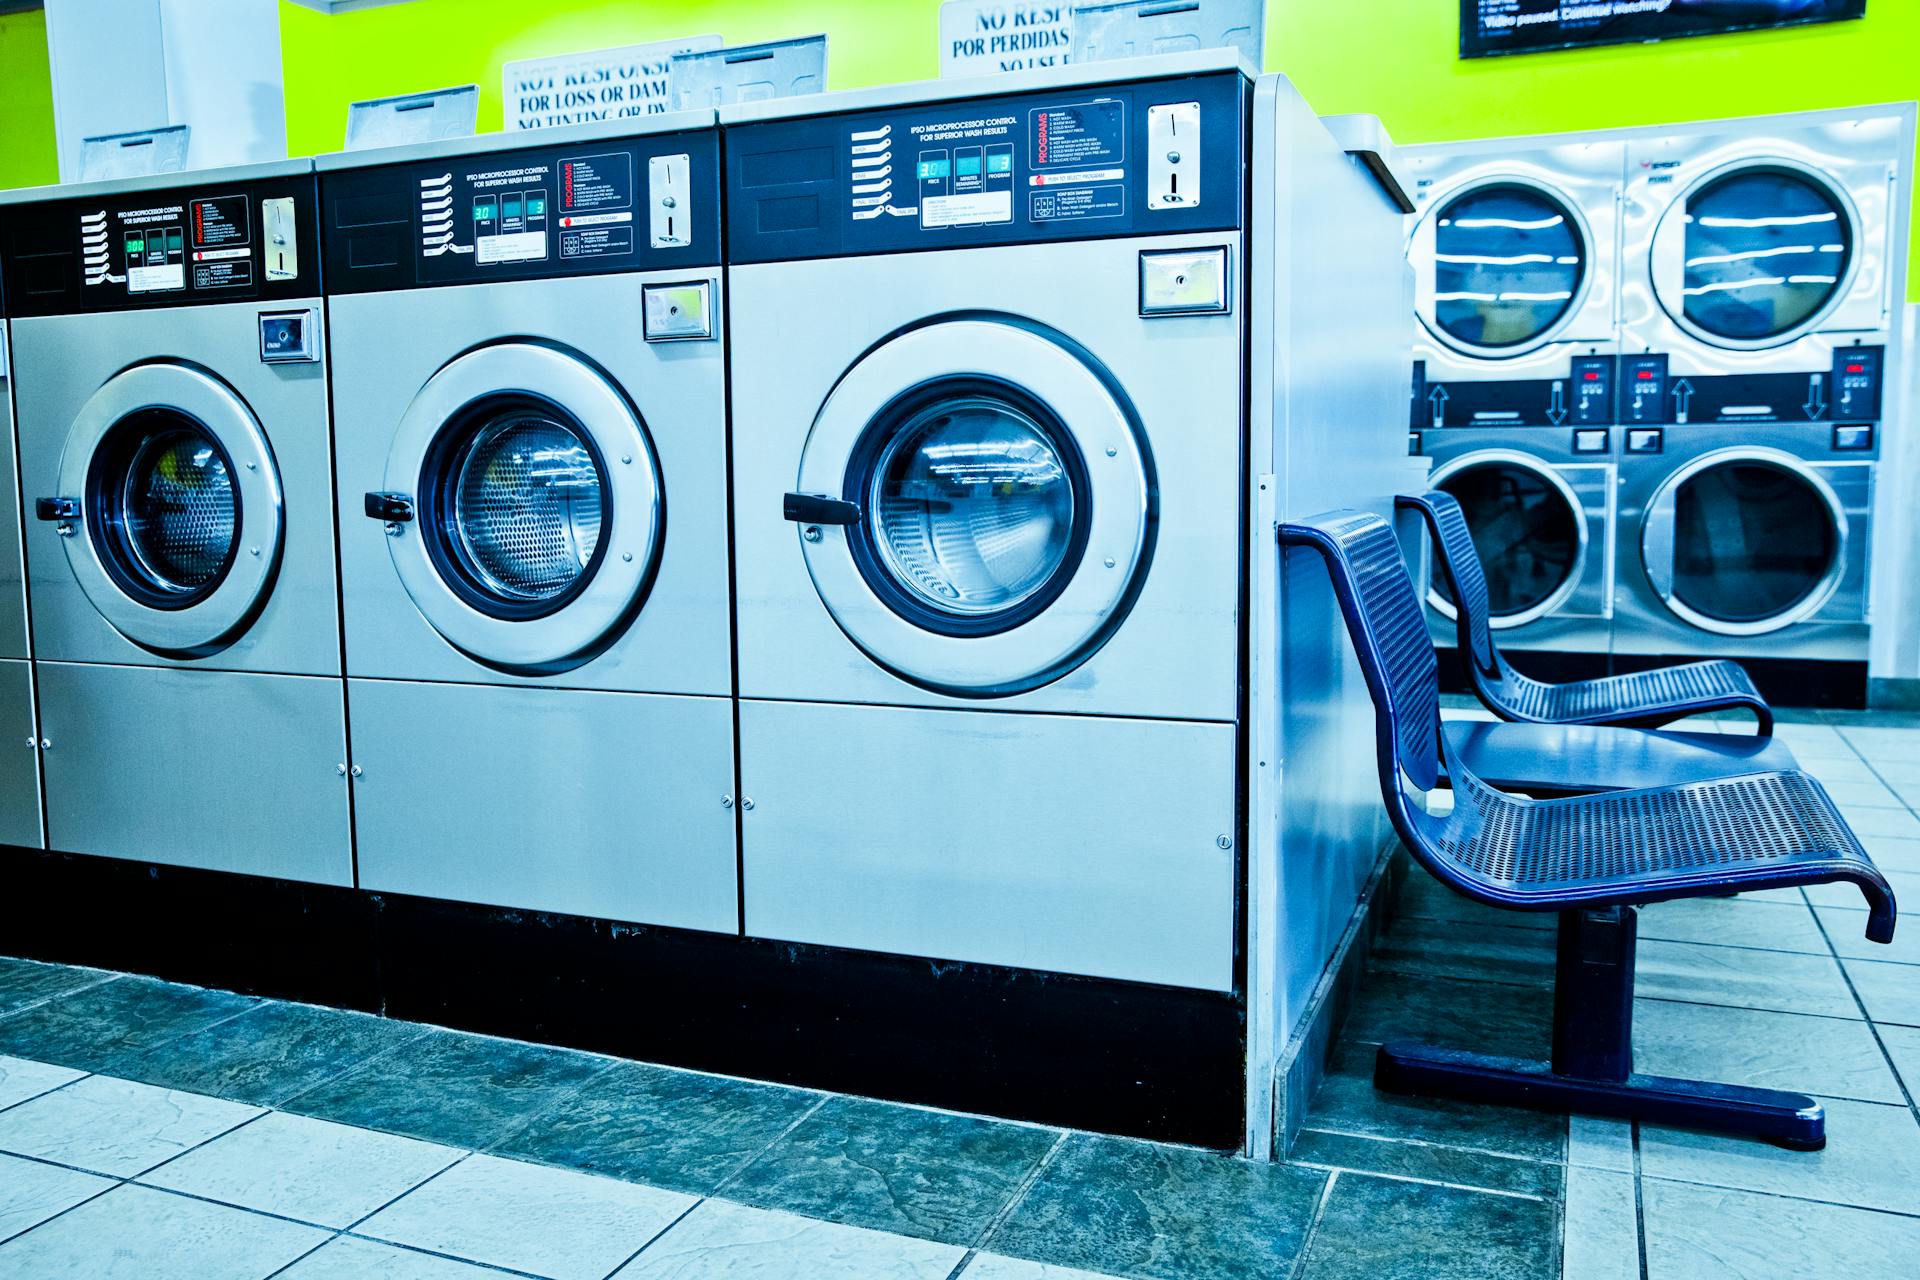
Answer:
1804;869;1920;913
614;1199;964;1278
0;1056;84;1113
494;1060;820;1196
0;958;113;1017
281;1027;610;1150
1816;907;1919;966
0;1074;260;1177
1824;781;1907;810
1859;836;1920;874
120;1001;430;1108
141;1110;463;1228
1837;806;1920;841
1879;1025;1920;1096
0;976;258;1074
0;1183;326;1280
1637;897;1829;955
1393;873;1554;934
1290;1128;1561;1198
1641;1177;1920;1280
1561;1168;1640;1280
1565;1116;1634;1173
1635;940;1860;1020
1342;971;1552;1059
0;1151;112;1245
1367;917;1555;988
356;1152;693;1280
279;1236;512;1279
964;1256;1127;1280
1303;1040;1565;1164
985;1131;1326;1280
1842;957;1920;1026
1633;999;1903;1104
1641;1097;1920;1214
725;1095;1057;1246
1292;1171;1558;1280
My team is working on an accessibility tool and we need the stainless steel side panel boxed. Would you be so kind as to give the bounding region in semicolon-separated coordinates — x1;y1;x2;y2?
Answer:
350;680;738;934
0;345;25;660
37;662;351;883
740;699;1237;992
0;659;42;848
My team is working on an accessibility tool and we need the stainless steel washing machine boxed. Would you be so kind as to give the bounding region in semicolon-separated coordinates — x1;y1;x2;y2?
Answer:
722;53;1409;1014
0;162;350;881
1616;106;1914;663
1404;134;1626;659
0;246;42;849
319;115;737;933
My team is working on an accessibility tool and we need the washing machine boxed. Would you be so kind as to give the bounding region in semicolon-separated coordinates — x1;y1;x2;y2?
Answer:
319;114;737;932
1615;106;1914;665
722;52;1409;997
0;238;42;850
1403;134;1624;659
0;162;351;881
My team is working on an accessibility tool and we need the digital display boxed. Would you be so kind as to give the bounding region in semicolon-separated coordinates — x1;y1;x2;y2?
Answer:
1461;1;1867;59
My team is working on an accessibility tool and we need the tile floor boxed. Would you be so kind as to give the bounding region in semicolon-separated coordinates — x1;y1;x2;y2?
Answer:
0;702;1912;1277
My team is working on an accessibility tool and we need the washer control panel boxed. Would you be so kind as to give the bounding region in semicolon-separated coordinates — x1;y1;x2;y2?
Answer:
726;70;1246;264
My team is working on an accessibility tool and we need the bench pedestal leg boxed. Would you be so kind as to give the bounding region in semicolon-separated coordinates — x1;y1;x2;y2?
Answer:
1373;907;1827;1150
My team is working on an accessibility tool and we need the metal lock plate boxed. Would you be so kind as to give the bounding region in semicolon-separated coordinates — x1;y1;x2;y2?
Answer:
1572;429;1610;454
1139;248;1229;316
1626;428;1664;455
642;281;715;341
259;309;319;363
1832;424;1874;452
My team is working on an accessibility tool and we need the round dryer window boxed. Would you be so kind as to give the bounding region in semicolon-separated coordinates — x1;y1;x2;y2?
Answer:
1661;165;1855;345
1422;182;1587;355
383;343;661;672
1430;454;1585;627
1644;452;1845;635
55;363;284;656
792;319;1150;696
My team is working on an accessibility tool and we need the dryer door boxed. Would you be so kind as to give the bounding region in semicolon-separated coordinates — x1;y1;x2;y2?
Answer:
48;363;282;656
378;343;661;673
786;318;1150;696
1651;162;1859;349
1429;451;1592;629
1412;179;1593;358
1641;448;1855;636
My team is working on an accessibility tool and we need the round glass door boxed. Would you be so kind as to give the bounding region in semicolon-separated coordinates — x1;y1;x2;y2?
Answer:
1431;456;1585;628
792;318;1149;696
1662;165;1854;346
88;410;239;610
1646;455;1844;635
419;399;609;622
852;384;1088;638
1422;182;1588;355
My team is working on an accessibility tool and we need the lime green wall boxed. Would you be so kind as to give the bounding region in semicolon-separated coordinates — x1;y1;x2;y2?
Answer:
0;7;57;191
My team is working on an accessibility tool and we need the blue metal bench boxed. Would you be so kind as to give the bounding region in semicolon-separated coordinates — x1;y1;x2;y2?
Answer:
1281;509;1895;1149
1401;490;1774;736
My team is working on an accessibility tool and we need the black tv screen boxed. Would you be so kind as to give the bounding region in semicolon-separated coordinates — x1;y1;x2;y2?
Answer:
1462;1;1868;59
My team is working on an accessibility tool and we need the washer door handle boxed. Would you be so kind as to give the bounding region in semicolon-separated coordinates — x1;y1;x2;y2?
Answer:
34;497;79;522
1643;490;1677;601
364;491;415;523
783;492;861;526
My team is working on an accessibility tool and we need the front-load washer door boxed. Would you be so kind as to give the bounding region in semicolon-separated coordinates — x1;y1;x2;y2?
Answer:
382;342;661;673
1651;162;1859;350
1429;451;1592;631
52;363;283;657
789;318;1150;697
1641;448;1855;636
1412;179;1593;359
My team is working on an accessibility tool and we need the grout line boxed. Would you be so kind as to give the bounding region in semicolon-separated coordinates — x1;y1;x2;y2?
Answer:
705;1092;830;1201
1631;1123;1650;1280
1283;1167;1341;1280
1286;1160;1551;1202
262;1234;343;1279
0;1066;93;1118
333;1229;558;1279
127;1105;272;1182
942;1248;980;1280
1298;1123;1561;1170
340;1150;478;1233
1633;1170;1920;1222
0;1171;118;1251
596;1197;706;1280
0;970;123;1024
1807;904;1920;1129
965;1127;1071;1255
477;1056;625;1156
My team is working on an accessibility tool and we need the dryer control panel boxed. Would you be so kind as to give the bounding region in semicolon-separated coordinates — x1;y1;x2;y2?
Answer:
1619;348;1885;426
0;174;320;317
726;70;1247;264
320;128;721;295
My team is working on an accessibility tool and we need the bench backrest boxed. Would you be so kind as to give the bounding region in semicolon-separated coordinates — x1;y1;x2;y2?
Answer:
1397;491;1496;676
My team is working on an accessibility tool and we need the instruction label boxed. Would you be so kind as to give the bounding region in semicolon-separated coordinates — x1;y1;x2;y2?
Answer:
1031;100;1123;168
189;195;253;288
558;152;634;259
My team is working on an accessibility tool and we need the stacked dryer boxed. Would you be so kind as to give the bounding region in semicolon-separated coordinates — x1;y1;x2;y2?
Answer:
1615;106;1914;673
0;245;39;849
319;114;737;932
1403;135;1624;665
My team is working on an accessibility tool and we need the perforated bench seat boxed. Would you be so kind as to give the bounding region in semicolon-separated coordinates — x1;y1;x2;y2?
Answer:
1443;720;1799;796
1401;491;1773;735
1280;508;1895;1150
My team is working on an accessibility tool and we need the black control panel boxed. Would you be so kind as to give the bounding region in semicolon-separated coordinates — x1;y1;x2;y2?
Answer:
320;128;720;295
725;71;1247;264
0;173;321;318
1411;355;1616;430
1620;347;1885;426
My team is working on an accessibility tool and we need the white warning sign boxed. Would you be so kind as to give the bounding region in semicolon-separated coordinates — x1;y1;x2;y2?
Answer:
939;2;1072;77
505;34;723;131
